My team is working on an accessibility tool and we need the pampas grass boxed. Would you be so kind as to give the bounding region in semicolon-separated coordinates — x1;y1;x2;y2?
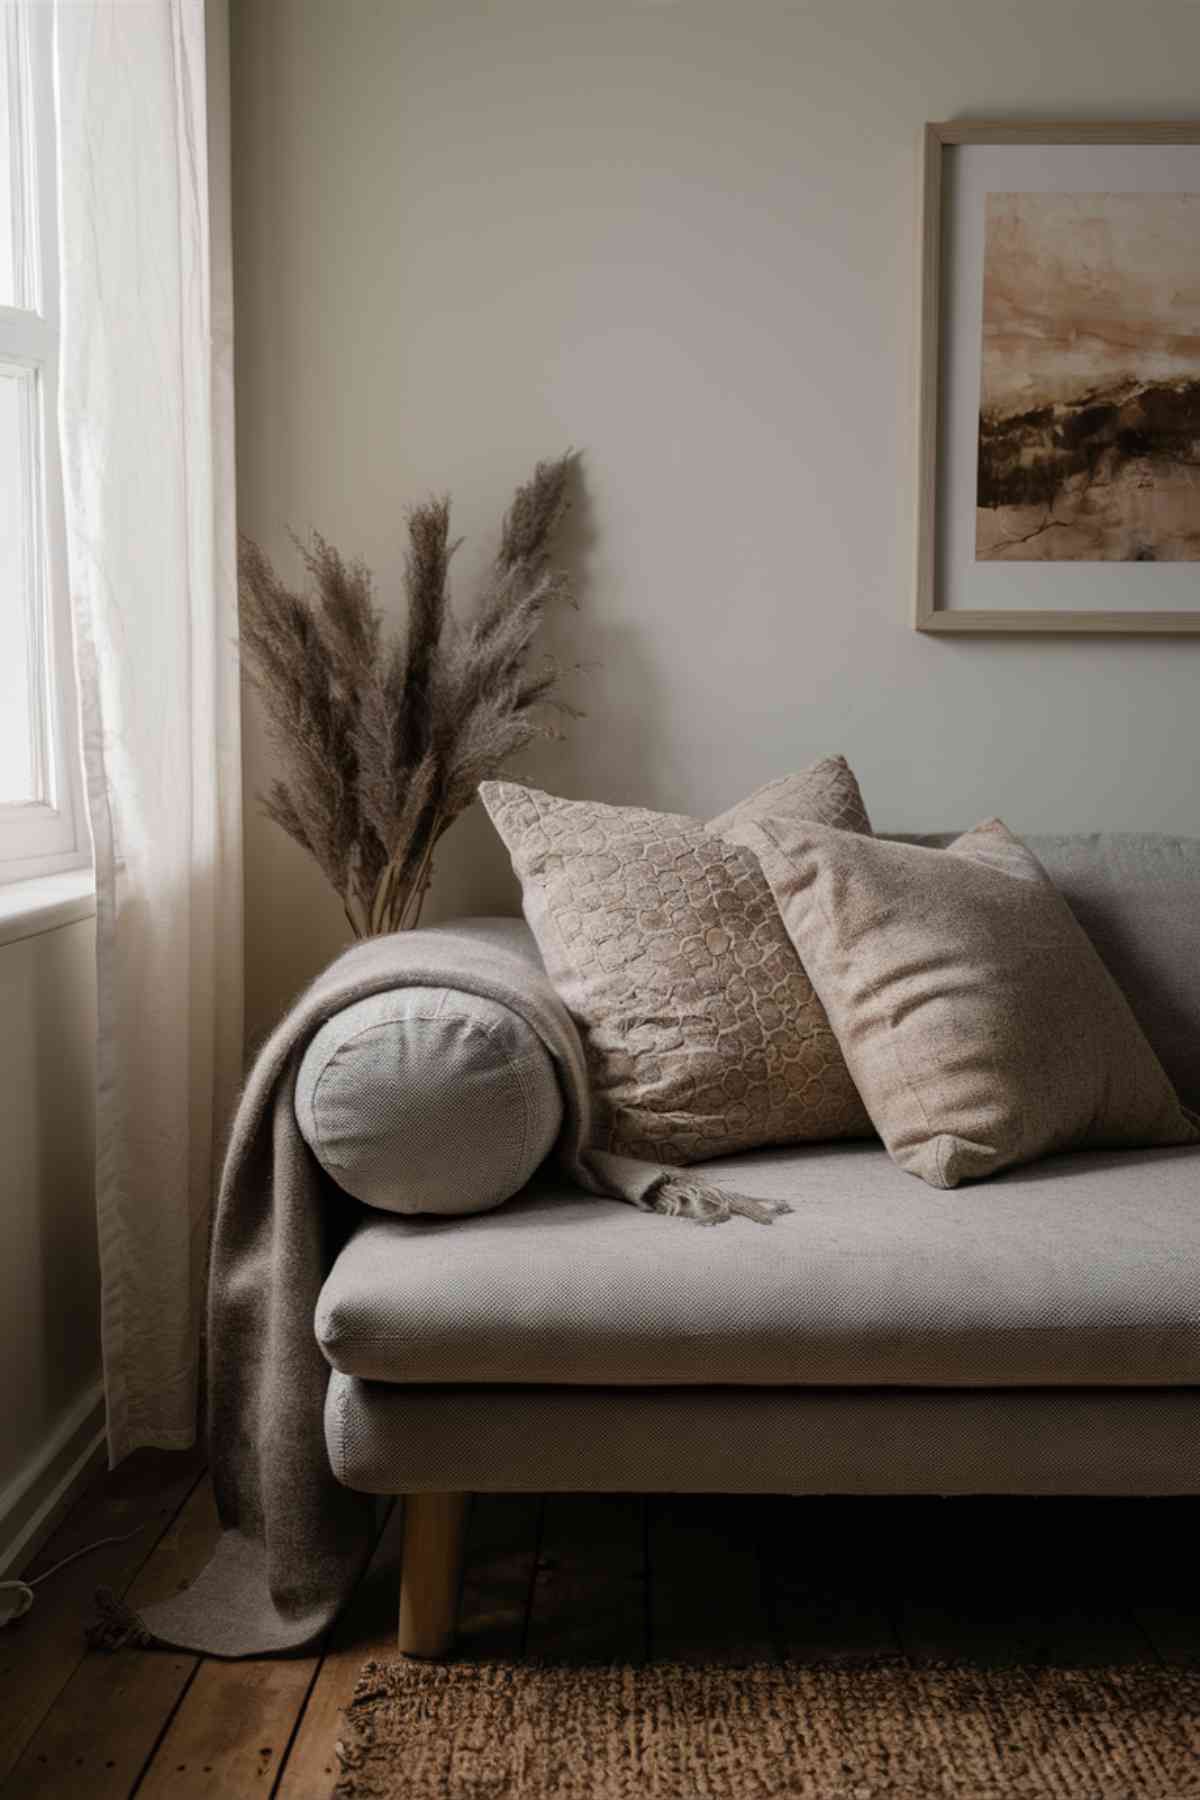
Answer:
238;453;579;936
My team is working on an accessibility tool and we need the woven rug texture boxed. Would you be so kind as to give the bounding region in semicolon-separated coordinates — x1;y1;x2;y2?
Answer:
333;1659;1200;1800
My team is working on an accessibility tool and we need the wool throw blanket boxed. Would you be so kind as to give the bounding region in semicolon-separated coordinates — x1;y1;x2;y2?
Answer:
91;919;783;1659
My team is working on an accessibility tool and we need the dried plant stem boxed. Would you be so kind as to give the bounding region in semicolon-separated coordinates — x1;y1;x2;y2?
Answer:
396;820;443;933
344;881;372;939
238;454;579;938
366;820;441;936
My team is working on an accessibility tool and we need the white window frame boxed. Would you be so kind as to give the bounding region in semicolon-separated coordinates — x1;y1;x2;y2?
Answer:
0;0;86;884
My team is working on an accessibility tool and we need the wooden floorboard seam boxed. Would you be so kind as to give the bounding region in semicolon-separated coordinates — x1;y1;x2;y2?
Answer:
127;1653;203;1800
272;1502;407;1800
96;1463;208;1605
0;1455;209;1789
6;1479;1198;1800
267;1500;399;1798
265;1640;334;1800
753;1512;783;1666
1130;1608;1169;1668
518;1494;546;1657
640;1497;651;1668
642;1497;654;1665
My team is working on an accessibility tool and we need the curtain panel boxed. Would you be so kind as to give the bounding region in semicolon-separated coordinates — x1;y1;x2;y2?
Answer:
54;0;242;1464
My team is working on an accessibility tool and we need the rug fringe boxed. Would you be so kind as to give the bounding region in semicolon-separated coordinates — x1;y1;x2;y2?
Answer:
647;1175;792;1226
86;1585;153;1652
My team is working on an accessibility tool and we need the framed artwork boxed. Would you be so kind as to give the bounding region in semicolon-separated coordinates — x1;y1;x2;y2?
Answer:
915;121;1200;634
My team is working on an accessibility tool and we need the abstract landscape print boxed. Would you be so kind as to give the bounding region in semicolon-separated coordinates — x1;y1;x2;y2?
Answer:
976;192;1200;562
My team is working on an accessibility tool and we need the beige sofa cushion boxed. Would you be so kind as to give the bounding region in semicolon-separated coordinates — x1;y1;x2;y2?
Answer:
480;757;873;1162
328;1375;1200;1498
730;815;1200;1187
315;1140;1200;1388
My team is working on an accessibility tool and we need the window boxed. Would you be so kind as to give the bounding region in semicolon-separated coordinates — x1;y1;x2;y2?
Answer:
0;1;85;882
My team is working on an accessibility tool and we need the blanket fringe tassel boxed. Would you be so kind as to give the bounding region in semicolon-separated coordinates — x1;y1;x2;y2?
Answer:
86;1586;153;1652
647;1175;791;1226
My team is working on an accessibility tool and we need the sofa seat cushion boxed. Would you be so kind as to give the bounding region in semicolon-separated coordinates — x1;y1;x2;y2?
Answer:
325;1375;1200;1496
315;1141;1200;1389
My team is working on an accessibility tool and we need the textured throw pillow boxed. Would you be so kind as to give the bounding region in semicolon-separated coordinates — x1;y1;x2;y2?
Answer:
728;813;1200;1188
480;757;874;1163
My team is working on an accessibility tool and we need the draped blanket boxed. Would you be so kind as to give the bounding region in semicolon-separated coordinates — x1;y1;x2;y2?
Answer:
93;920;783;1657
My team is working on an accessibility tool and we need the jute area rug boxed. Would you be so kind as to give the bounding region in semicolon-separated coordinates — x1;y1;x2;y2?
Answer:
333;1659;1200;1799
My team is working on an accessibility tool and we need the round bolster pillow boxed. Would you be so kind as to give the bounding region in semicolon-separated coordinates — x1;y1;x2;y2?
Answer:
295;985;563;1216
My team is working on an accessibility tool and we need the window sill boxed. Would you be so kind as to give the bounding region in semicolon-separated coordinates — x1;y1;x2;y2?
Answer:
0;867;96;949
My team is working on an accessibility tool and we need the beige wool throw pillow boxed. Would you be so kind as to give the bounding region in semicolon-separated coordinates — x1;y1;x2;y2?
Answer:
480;757;874;1163
729;814;1200;1188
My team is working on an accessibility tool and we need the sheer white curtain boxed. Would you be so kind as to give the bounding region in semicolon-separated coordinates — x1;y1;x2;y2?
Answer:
54;0;242;1464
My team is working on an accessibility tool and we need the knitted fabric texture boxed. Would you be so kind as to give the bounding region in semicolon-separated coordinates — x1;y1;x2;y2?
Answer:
481;755;874;1163
92;921;780;1660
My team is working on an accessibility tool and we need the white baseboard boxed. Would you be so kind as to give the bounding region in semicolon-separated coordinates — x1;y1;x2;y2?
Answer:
0;1380;108;1579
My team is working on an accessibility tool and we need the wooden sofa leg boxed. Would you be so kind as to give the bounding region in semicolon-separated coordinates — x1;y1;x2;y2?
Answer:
397;1491;469;1658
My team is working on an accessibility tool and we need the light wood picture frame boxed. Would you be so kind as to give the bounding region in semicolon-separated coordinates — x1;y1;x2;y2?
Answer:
915;121;1200;634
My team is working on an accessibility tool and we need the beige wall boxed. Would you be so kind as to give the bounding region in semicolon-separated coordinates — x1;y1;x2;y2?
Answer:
232;0;1200;1041
0;919;101;1565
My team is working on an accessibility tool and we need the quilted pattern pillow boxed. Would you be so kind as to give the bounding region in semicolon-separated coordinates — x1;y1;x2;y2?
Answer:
480;757;874;1163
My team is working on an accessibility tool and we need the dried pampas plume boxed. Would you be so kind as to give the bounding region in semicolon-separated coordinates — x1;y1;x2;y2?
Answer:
238;452;580;936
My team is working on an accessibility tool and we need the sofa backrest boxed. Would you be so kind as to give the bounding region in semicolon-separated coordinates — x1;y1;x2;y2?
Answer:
898;833;1200;1112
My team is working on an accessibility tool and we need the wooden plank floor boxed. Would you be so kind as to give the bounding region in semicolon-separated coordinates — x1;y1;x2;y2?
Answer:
1;1454;1195;1797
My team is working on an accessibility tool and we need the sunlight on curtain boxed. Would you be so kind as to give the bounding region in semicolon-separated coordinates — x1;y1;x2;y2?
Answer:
54;0;242;1464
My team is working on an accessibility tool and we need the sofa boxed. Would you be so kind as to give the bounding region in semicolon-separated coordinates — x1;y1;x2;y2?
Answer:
308;832;1200;1656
